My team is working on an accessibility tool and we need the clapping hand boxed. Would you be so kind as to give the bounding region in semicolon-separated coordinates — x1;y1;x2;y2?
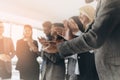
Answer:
27;39;38;52
60;20;75;40
0;54;11;62
43;41;58;53
38;37;49;47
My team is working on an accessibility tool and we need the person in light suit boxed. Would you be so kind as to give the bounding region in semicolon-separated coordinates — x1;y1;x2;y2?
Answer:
43;0;120;80
0;21;15;79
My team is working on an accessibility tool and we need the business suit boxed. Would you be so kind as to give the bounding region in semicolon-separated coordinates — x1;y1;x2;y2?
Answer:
58;0;120;80
0;37;15;79
16;39;39;80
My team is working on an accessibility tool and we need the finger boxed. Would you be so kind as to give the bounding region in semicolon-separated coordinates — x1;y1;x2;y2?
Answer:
58;33;63;37
63;20;69;29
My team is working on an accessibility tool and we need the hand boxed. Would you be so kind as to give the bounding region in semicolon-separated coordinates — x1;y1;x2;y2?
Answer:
38;37;47;44
38;37;49;46
27;39;38;52
51;26;64;41
60;20;75;40
0;54;11;62
43;41;58;53
29;45;38;52
68;19;79;32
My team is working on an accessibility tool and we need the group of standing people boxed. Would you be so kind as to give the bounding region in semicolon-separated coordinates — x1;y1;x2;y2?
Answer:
0;23;40;80
43;0;120;80
0;0;120;80
38;4;99;80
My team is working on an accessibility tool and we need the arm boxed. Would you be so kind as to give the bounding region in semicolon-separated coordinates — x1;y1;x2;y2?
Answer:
9;38;15;58
58;0;120;57
43;51;64;63
15;40;21;58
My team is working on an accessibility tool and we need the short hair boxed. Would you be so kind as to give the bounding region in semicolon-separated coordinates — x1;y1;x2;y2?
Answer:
51;23;64;40
24;24;32;30
70;16;84;32
52;23;64;28
42;21;52;28
79;5;95;23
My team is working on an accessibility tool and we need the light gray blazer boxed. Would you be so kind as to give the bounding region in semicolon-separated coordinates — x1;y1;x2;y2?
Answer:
58;0;120;80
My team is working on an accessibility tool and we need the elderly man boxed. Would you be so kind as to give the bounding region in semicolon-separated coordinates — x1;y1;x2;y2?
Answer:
44;0;120;80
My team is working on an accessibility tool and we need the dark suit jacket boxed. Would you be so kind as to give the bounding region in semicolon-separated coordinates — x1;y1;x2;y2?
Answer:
58;0;120;80
78;52;99;80
16;39;39;76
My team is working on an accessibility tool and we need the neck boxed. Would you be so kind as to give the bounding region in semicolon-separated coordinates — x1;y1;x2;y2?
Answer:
23;37;33;41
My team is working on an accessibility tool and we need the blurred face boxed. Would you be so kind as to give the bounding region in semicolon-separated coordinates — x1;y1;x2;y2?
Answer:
0;23;4;35
23;27;32;38
43;26;51;35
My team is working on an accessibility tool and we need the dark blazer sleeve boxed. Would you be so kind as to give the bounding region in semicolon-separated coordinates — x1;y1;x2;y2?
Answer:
15;40;21;58
58;0;120;57
43;52;64;63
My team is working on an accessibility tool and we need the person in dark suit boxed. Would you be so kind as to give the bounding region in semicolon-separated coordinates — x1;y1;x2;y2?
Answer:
44;0;120;80
16;25;39;80
0;21;15;79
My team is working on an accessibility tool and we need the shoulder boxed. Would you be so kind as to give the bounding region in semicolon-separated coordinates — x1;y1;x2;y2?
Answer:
3;37;12;42
3;37;11;40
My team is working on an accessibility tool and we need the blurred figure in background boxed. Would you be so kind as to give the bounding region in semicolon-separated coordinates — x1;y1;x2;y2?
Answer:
39;21;52;80
0;21;15;80
16;25;39;80
38;23;65;80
